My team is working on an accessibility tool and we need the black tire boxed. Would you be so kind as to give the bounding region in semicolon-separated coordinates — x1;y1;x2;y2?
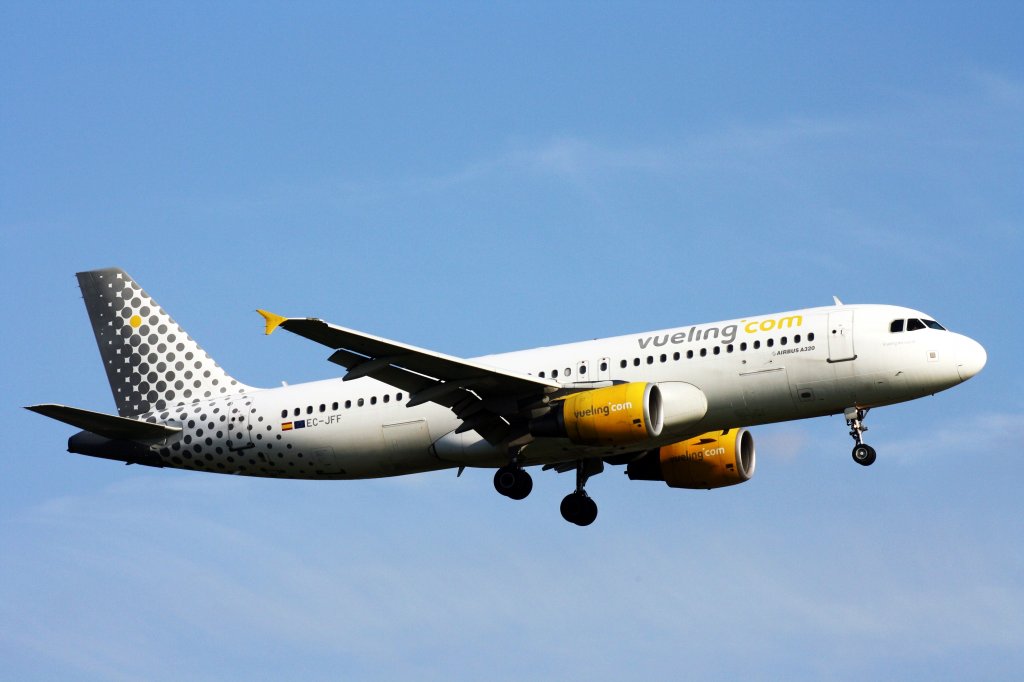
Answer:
507;469;533;500
493;466;517;496
560;492;583;523
494;466;532;499
576;495;598;526
852;444;877;466
560;492;598;526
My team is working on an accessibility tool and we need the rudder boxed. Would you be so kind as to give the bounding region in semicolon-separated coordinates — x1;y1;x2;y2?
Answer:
77;268;252;417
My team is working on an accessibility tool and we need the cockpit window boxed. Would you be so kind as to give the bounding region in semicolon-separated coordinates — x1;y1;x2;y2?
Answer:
923;319;946;331
906;318;926;332
890;319;904;333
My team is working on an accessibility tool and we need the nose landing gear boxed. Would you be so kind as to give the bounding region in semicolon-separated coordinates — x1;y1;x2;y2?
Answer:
846;407;876;466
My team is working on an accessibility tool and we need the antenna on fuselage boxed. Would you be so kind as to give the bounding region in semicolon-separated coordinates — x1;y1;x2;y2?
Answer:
832;296;844;306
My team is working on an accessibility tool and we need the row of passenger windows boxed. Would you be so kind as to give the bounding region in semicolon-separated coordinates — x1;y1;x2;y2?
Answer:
890;318;945;333
280;330;821;412
535;333;815;378
281;393;404;419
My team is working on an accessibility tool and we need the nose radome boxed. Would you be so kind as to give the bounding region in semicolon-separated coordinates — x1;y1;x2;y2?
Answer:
956;336;987;381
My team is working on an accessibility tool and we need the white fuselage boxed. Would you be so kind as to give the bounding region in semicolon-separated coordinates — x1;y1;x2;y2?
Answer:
141;303;985;480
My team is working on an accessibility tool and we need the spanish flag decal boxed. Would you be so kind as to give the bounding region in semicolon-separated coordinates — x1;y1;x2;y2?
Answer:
281;422;293;431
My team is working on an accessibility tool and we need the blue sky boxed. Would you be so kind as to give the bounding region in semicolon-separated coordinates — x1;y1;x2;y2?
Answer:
2;2;1022;679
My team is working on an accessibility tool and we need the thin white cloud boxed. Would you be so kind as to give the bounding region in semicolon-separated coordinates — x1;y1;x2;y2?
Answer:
966;68;1024;110
883;410;1024;461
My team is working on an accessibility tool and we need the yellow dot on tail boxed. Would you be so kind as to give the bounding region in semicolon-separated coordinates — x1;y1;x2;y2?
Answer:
129;315;142;328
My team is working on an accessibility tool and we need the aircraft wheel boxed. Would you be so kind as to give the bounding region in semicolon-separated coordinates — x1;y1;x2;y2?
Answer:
508;469;533;500
560;492;598;526
494;465;532;499
852;444;877;466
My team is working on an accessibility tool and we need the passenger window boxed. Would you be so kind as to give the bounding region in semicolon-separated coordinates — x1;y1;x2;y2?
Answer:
673;352;680;361
794;334;801;343
281;409;287;419
294;407;300;417
383;395;390;403
357;398;364;407
319;404;326;413
808;333;815;342
740;342;747;351
780;337;787;346
539;371;546;378
552;369;559;378
687;350;694;359
700;348;707;357
890;319;904;333
647;356;654;365
306;406;313;415
907;319;926;332
371;396;377;405
713;346;720;355
619;360;627;369
564;367;571;376
633;358;640;367
580;365;587;374
600;361;607;371
345;400;351;409
767;339;774;348
332;402;339;410
659;354;666;363
727;344;734;353
397;393;403;401
754;340;761;349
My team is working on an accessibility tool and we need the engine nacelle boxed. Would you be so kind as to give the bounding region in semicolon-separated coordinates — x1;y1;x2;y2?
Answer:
657;381;709;435
530;382;663;446
626;428;756;489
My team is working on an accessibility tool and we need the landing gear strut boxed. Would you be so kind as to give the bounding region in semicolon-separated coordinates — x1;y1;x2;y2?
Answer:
494;464;533;500
560;459;602;526
845;407;877;466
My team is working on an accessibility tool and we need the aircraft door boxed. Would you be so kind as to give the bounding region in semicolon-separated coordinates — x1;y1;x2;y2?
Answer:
225;395;255;452
827;311;856;363
577;360;590;382
383;420;433;473
597;357;611;381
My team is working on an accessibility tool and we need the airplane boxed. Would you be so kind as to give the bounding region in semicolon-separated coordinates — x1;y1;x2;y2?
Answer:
26;268;987;526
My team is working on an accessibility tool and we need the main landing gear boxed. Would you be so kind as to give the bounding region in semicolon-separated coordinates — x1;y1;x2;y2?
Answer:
560;459;603;527
493;456;602;527
845;407;877;466
493;463;533;500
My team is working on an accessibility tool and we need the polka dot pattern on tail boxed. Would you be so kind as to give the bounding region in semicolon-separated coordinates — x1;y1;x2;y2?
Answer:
76;268;252;417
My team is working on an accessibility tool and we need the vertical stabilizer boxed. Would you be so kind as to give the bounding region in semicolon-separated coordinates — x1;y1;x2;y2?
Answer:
77;268;252;417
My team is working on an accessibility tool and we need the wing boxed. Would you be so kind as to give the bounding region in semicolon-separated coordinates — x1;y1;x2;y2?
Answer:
258;311;560;444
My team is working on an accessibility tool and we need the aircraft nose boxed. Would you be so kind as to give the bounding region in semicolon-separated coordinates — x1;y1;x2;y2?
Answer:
956;336;987;381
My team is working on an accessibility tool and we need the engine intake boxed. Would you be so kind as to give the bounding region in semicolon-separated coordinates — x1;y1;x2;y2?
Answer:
626;428;755;489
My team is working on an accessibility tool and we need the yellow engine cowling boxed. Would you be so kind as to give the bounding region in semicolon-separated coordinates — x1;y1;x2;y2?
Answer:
530;382;663;446
626;428;756;489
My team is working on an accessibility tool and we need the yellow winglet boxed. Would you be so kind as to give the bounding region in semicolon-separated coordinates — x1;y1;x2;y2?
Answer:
257;309;288;336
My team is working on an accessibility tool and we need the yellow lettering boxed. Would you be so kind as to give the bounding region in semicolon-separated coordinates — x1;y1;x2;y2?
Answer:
744;315;805;334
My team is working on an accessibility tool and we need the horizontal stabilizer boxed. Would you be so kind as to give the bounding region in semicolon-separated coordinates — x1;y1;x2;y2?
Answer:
25;404;181;442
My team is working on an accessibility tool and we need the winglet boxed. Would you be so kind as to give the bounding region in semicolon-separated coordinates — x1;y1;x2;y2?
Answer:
257;309;288;335
832;296;844;306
